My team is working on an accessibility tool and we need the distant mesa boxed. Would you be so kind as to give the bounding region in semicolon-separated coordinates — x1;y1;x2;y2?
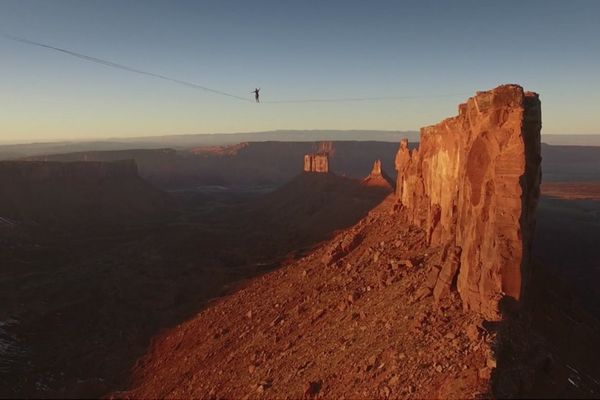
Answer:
190;142;249;156
0;159;174;226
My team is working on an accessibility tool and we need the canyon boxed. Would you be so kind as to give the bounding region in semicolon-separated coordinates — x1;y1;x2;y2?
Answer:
0;154;389;398
14;141;599;192
20;142;399;189
1;85;600;398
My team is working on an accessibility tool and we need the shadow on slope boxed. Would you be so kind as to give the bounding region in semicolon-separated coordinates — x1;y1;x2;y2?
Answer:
239;173;393;256
0;171;389;398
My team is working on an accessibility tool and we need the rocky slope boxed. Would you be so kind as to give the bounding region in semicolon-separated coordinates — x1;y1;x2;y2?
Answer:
121;196;493;399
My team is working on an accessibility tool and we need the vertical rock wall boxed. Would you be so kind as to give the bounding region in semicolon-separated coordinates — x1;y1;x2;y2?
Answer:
395;85;542;320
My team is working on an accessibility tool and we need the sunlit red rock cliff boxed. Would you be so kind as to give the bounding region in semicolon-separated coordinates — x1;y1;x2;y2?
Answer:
394;84;542;319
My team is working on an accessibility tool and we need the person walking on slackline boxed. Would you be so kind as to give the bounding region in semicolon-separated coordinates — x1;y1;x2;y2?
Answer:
251;88;260;103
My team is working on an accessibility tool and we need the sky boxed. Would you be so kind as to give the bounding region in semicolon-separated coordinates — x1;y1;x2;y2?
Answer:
1;0;599;142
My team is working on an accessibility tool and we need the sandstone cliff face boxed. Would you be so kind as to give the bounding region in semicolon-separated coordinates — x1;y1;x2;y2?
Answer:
394;85;542;320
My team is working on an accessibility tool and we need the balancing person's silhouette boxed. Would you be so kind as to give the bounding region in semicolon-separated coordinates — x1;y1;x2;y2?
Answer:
251;88;260;103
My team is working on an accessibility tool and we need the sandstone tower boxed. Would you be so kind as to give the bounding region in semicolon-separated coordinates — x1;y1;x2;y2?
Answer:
303;141;332;173
303;154;329;173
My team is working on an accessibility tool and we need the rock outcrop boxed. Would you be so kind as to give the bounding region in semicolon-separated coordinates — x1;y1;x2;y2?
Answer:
362;160;394;189
303;142;334;173
303;154;329;173
394;84;542;320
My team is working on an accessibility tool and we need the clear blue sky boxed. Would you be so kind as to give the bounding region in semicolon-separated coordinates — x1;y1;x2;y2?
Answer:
1;0;599;142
